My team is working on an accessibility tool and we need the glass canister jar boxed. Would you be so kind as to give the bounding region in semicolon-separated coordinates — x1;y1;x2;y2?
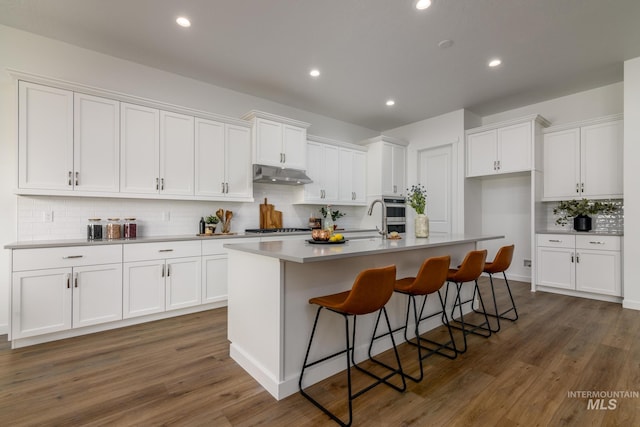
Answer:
123;218;137;239
87;218;103;240
105;218;121;240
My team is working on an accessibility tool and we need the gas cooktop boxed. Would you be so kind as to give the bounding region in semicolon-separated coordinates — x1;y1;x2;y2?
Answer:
245;228;312;234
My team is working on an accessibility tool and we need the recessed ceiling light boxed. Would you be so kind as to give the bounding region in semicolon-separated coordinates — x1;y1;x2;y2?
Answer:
386;100;396;107
488;58;502;67
438;39;454;49
176;17;191;28
415;0;432;10
309;69;320;77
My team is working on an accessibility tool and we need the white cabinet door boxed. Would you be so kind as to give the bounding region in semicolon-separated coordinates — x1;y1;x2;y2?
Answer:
123;260;165;318
322;145;340;201
392;144;406;196
543;128;581;199
160;111;194;196
466;130;497;177
282;124;306;170
255;118;283;167
339;149;354;202
382;143;407;195
575;250;621;296
202;254;228;303
18;81;74;191
72;263;123;328
381;143;395;195
74;93;120;193
195;118;226;197
12;268;72;338
536;246;575;290
225;124;252;198
304;142;325;202
497;121;531;173
120;103;160;194
352;151;366;203
166;257;202;311
580;120;623;198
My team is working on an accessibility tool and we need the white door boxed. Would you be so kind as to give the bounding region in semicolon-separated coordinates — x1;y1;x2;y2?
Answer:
72;264;123;328
18;81;74;190
123;260;165;318
225;124;252;198
575;250;621;296
419;145;452;234
282;124;306;170
120;103;160;194
166;257;201;310
466;130;497;177
12;268;72;339
255;118;282;167
497;121;531;174
536;247;575;290
160;111;194;196
543;129;581;199
202;254;228;303
580;120;623;198
74;93;120;193
195;118;226;197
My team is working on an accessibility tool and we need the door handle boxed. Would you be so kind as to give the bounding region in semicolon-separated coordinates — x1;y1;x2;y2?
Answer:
158;249;174;252
66;274;70;289
156;177;159;190
75;171;79;186
581;182;584;193
68;171;72;186
576;183;579;193
167;265;171;277
74;273;78;288
571;253;574;263
161;178;164;190
589;241;605;245
548;239;561;243
161;264;165;277
63;255;84;259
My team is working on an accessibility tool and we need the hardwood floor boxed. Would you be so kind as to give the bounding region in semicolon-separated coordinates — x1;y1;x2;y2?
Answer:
1;278;639;426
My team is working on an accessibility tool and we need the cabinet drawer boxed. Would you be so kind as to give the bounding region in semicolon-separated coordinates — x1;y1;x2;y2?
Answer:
13;245;122;271
536;234;574;248
124;241;201;262
575;235;620;251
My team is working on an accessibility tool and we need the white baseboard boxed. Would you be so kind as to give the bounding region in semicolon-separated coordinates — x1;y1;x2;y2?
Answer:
622;299;640;311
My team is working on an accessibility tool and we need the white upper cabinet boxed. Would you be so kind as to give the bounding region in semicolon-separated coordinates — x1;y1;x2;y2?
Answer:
543;116;623;200
120;103;160;194
339;148;366;204
74;93;120;193
243;111;310;171
364;136;407;197
195;118;252;200
160;111;194;196
466;120;538;177
19;81;74;191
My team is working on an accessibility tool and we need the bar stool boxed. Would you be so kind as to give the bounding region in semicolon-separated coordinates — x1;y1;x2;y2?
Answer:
369;255;456;383
299;265;406;427
473;244;518;332
444;249;490;354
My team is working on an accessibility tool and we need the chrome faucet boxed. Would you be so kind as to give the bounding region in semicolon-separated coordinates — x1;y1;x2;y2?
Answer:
368;199;388;239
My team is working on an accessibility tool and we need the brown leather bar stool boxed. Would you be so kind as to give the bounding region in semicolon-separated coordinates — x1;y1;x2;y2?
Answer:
369;255;456;383
299;265;406;427
474;244;518;332
444;249;490;354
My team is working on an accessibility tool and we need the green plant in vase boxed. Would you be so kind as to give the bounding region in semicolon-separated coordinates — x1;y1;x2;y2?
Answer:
205;214;220;234
553;198;617;231
319;206;345;230
407;184;429;237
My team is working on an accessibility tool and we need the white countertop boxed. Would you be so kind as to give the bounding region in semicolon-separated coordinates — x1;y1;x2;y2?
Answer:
536;229;623;236
224;233;504;263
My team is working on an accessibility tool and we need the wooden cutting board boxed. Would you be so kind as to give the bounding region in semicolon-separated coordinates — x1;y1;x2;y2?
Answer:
260;198;283;229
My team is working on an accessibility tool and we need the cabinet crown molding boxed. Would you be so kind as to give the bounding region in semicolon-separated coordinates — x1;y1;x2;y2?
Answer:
543;114;623;133
307;134;368;152
241;110;310;129
466;114;551;135
361;134;409;147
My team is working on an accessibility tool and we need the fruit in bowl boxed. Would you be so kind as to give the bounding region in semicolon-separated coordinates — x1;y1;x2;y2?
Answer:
311;229;331;241
329;233;344;242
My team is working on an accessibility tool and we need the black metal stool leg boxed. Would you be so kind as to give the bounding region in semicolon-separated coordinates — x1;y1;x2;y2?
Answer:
472;274;501;332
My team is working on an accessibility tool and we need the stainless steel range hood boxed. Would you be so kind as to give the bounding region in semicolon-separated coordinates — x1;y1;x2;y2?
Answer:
252;164;312;185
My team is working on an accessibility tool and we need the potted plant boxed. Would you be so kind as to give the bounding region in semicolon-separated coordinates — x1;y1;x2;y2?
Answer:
319;206;345;229
407;184;429;237
205;214;220;234
553;199;618;232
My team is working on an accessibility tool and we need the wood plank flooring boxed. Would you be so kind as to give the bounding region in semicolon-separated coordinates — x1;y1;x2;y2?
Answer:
1;278;639;426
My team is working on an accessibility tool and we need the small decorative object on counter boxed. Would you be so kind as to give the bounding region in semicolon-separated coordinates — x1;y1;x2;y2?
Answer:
323;205;334;234
87;218;103;240
199;217;206;235
319;206;345;229
123;218;137;239
105;218;121;240
216;209;233;234
205;214;220;234
407;184;429;238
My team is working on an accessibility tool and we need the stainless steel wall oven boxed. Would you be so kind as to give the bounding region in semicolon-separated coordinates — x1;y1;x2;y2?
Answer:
383;196;406;234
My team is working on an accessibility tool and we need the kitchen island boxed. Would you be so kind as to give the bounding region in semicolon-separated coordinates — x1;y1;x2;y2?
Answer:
225;233;503;399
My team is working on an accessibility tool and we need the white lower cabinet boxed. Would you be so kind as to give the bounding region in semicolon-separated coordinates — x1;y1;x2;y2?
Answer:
536;234;621;297
11;245;123;339
123;241;201;319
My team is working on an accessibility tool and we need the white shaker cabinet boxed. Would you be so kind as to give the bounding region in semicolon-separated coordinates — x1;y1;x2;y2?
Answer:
195;118;252;200
11;245;123;339
536;233;621;298
120;103;160;194
160;111;195;196
304;141;340;203
18;81;74;191
243;111;310;171
339;148;366;204
543;116;623;200
364;136;407;197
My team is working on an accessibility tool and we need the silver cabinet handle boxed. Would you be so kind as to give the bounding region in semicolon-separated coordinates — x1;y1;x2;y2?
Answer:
156;177;159;190
66;273;70;289
576;183;579;193
161;178;164;190
280;153;284;163
576;253;580;263
68;171;72;186
74;272;78;288
581;182;584;193
589;241;605;245
493;160;497;170
548;239;561;243
222;182;225;193
75;171;79;186
571;252;574;263
225;182;229;193
497;160;501;170
158;249;174;252
283;153;286;163
63;255;84;259
167;265;171;277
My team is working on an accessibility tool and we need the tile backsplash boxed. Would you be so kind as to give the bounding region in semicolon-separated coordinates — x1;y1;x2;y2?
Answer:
15;183;368;241
542;199;624;233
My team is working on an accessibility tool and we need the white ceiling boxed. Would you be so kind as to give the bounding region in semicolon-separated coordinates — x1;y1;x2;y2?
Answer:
1;0;640;131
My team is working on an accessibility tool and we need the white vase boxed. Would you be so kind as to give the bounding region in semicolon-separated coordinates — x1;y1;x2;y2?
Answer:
415;214;429;238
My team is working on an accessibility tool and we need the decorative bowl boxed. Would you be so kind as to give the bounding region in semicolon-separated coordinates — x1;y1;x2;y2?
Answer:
311;229;331;241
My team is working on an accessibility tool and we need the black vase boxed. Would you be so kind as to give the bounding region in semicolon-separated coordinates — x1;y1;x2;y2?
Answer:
573;215;592;232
